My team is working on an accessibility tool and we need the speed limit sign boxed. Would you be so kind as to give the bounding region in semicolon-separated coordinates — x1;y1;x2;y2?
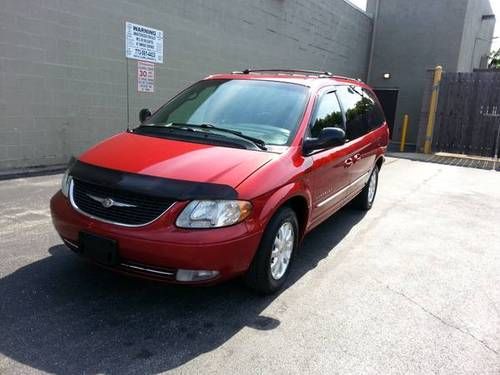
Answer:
137;61;155;93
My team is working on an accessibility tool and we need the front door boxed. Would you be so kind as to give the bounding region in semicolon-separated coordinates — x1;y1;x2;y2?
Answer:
305;90;353;225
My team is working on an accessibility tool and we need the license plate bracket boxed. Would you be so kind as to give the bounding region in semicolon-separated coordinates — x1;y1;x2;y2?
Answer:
79;232;119;266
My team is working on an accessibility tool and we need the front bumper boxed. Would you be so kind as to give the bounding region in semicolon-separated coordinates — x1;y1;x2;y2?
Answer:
50;191;263;283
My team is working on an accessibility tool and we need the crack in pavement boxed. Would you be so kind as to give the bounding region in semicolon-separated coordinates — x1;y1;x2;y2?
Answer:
375;279;499;356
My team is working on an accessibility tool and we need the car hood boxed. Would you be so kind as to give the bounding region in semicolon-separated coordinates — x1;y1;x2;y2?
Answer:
78;132;276;188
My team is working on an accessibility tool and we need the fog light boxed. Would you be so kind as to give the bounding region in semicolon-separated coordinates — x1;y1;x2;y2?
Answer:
176;269;220;282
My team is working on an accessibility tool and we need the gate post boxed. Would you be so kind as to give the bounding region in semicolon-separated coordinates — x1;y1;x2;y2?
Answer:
494;122;500;171
423;66;443;154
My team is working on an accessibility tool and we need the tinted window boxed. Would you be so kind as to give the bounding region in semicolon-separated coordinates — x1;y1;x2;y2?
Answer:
363;88;386;129
336;86;368;140
336;86;385;140
144;79;309;146
310;92;344;137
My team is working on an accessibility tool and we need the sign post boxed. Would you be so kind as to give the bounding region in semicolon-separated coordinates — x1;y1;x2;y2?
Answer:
126;57;130;128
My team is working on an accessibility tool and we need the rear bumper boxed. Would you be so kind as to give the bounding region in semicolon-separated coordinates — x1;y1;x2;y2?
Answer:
50;191;263;284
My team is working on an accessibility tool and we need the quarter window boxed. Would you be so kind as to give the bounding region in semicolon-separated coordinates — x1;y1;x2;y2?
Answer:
310;92;344;138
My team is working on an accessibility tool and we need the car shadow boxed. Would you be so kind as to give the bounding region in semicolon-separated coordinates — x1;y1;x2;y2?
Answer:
0;207;366;374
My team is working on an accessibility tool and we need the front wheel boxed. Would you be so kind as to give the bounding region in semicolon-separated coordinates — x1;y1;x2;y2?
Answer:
244;207;298;294
352;165;379;210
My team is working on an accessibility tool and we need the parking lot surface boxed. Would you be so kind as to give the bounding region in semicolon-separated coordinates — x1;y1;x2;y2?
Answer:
0;158;499;374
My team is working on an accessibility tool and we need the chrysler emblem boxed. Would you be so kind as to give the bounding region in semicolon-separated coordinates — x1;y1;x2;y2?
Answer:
102;198;114;208
86;194;137;208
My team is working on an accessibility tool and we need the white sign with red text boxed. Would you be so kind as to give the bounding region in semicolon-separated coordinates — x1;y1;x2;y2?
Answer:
137;61;155;93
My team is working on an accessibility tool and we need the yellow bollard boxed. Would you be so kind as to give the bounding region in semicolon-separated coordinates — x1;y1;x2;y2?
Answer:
423;66;443;154
400;114;409;152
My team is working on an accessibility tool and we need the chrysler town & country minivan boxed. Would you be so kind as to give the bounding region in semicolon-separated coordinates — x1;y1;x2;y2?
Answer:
50;69;388;293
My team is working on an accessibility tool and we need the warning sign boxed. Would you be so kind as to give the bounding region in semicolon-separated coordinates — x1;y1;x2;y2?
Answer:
126;22;164;63
137;61;155;93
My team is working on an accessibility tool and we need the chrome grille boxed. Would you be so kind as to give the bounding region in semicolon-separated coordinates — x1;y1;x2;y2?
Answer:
70;179;175;226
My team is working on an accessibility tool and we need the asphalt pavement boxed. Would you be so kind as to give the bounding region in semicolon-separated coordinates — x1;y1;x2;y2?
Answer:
0;158;499;374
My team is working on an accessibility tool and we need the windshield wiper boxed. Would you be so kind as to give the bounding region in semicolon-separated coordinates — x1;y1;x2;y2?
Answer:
136;123;197;132
171;122;267;150
135;122;267;150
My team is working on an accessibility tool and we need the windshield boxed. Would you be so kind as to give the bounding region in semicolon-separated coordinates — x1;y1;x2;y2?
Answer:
142;79;309;146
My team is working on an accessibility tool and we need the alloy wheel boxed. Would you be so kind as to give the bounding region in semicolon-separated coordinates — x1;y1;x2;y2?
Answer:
270;221;295;280
368;168;378;204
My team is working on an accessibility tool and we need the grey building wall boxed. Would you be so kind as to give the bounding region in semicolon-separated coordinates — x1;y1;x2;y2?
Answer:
369;0;495;146
457;0;495;71
0;0;373;171
369;0;470;146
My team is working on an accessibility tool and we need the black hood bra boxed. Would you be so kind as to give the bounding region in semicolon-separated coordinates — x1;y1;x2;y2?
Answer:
68;158;238;200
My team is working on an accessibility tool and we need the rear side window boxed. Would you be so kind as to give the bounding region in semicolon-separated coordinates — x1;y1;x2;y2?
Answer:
363;88;386;130
310;92;344;137
336;86;385;140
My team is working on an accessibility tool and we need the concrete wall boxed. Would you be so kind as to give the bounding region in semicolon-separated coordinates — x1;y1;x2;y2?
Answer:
457;0;495;71
0;0;373;170
368;0;470;146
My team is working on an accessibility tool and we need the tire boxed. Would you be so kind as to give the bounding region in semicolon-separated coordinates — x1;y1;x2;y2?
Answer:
244;206;299;294
352;165;379;211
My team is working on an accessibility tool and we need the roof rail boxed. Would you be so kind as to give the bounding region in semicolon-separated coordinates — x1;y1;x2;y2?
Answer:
231;69;364;83
331;75;364;83
238;69;333;77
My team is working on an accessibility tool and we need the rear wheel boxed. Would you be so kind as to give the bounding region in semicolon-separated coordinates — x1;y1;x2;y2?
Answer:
352;165;379;210
244;207;298;294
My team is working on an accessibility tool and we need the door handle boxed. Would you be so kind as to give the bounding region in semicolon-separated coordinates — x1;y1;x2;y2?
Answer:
344;158;353;168
353;154;362;162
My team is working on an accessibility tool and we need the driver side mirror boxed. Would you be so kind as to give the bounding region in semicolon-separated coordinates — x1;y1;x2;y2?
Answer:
302;127;346;155
139;108;152;123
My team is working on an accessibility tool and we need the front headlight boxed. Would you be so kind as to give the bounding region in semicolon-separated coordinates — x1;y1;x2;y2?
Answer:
61;169;72;198
176;200;252;228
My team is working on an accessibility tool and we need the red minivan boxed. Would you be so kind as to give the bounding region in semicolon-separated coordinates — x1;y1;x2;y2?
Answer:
50;69;388;293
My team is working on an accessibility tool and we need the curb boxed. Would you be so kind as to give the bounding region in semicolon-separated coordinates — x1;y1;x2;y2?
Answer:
0;165;67;181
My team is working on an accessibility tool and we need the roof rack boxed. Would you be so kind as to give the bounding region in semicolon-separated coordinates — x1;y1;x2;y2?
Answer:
237;69;333;77
233;69;364;83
